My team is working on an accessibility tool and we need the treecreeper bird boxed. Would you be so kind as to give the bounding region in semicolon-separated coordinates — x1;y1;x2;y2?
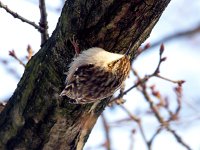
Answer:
60;38;131;105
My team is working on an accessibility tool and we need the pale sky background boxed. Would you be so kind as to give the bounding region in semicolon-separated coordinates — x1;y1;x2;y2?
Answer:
0;0;200;150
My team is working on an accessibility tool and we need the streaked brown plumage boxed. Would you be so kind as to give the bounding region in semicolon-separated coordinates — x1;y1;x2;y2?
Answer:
60;47;131;104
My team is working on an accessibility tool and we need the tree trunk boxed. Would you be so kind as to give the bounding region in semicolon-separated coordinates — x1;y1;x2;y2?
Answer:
0;0;171;149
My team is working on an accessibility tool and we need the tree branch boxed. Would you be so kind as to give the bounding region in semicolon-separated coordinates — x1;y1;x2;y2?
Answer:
149;23;200;49
0;1;43;32
39;0;49;45
101;114;111;150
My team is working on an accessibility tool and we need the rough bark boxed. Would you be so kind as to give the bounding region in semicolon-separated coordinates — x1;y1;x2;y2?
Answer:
0;0;171;149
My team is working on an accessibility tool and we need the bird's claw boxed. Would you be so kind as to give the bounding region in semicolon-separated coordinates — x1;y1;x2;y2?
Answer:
69;35;80;57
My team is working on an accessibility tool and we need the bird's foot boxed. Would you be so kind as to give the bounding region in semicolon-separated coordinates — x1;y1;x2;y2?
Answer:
69;35;80;57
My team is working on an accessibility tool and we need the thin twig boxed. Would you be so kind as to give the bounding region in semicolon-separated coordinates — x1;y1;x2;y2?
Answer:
129;129;135;150
135;69;191;150
101;114;111;150
110;45;166;103
111;43;189;149
148;23;200;50
39;0;49;45
9;50;26;67
119;105;140;123
111;44;184;104
119;105;150;150
167;85;182;122
156;74;185;85
135;71;166;124
166;127;192;150
0;1;43;32
148;127;163;149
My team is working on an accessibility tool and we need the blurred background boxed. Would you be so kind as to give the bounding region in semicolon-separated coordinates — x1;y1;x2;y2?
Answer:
0;0;200;150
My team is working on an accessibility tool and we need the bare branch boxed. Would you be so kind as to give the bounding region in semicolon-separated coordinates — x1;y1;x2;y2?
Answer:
155;74;185;85
167;127;192;150
148;127;163;149
110;44;167;103
135;71;166;124
39;0;49;45
0;1;43;32
111;44;184;104
119;105;151;150
129;129;136;150
134;69;191;150
9;50;26;67
149;23;200;49
167;85;183;122
101;114;111;150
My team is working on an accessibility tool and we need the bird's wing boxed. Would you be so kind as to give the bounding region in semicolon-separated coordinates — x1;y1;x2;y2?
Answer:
60;63;121;104
60;64;95;97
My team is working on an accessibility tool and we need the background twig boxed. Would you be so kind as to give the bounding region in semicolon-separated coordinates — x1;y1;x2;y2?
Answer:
101;114;111;150
0;1;43;32
39;0;49;45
